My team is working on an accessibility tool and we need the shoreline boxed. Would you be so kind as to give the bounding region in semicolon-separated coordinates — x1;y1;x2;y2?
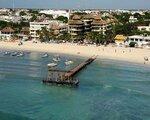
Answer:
0;41;150;65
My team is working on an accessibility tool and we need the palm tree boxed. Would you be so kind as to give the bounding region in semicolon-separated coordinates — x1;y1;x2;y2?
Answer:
11;33;18;41
84;32;107;45
58;32;71;42
37;27;50;42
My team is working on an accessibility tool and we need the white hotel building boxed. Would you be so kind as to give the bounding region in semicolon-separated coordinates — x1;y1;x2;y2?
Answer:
30;21;50;39
125;35;150;47
30;20;67;39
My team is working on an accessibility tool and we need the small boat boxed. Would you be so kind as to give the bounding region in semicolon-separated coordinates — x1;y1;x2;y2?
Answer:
3;51;11;55
16;52;24;57
42;53;48;58
53;57;60;62
47;63;57;67
11;52;18;56
65;60;74;66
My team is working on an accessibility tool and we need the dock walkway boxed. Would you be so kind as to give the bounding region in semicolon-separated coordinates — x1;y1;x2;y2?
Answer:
43;55;97;86
64;55;97;78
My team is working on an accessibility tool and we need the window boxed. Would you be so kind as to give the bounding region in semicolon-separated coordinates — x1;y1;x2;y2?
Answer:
145;39;149;42
141;28;146;31
130;38;134;41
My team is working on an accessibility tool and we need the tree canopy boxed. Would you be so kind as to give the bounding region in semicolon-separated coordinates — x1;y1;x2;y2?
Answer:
56;16;68;23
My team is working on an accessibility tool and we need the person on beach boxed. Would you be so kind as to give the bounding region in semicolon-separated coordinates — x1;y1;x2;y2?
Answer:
144;56;149;64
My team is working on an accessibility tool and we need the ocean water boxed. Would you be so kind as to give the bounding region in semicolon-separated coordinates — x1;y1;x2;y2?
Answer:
0;51;150;120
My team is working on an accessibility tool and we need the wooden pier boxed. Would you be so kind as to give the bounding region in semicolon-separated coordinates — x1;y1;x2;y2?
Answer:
43;55;97;86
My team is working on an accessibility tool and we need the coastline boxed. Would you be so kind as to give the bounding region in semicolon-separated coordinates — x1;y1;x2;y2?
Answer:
0;41;150;65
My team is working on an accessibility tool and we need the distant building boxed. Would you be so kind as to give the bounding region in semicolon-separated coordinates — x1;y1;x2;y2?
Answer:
0;8;9;15
0;15;22;23
0;27;15;40
129;16;138;23
137;24;150;32
39;10;70;19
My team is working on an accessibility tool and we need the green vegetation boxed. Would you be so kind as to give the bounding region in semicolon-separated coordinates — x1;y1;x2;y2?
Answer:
114;13;131;24
28;9;39;14
37;27;51;42
56;16;68;23
58;32;71;41
19;11;27;16
30;15;37;22
85;32;107;44
73;12;87;15
129;42;137;47
0;20;29;33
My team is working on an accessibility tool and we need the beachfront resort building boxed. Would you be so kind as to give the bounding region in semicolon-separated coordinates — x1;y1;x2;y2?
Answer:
68;15;84;40
91;15;112;34
30;21;50;39
0;27;15;40
68;14;113;40
82;14;93;33
30;20;67;39
125;35;150;47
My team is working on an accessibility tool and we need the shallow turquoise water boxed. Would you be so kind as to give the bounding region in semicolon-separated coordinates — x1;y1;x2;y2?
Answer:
0;51;150;120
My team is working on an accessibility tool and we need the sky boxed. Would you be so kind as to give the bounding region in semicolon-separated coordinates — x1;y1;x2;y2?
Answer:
0;0;150;9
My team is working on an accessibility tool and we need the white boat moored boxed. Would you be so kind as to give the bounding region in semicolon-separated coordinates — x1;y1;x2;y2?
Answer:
3;51;11;55
11;52;18;56
42;53;48;58
53;57;60;62
65;60;74;66
47;63;57;67
16;52;24;57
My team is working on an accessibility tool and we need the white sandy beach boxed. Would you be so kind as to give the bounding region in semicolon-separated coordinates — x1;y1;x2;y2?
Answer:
0;41;150;65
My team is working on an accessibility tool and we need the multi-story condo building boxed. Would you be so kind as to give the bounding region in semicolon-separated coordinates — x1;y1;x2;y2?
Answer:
91;15;110;34
68;14;113;40
30;20;67;39
30;21;50;39
82;14;93;33
68;15;84;40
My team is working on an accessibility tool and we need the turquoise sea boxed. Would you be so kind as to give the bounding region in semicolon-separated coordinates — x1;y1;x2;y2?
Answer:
0;51;150;120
